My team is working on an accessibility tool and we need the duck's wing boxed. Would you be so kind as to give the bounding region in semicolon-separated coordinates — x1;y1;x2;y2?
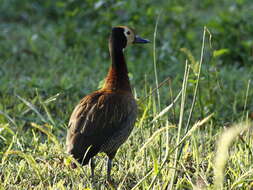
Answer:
66;90;137;164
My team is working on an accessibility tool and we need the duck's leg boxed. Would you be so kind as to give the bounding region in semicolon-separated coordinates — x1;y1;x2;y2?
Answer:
106;157;112;182
106;152;116;182
89;158;95;179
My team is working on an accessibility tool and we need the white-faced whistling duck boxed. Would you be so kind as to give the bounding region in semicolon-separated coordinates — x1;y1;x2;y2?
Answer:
66;26;150;181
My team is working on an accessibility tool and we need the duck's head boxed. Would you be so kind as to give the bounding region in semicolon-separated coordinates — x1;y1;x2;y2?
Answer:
110;26;150;50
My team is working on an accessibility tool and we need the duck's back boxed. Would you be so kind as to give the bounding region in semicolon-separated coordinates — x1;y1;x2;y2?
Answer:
66;89;137;164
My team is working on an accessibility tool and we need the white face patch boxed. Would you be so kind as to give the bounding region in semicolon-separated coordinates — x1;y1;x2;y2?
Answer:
123;27;135;46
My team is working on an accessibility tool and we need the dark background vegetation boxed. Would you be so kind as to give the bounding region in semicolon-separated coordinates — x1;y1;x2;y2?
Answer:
0;0;253;189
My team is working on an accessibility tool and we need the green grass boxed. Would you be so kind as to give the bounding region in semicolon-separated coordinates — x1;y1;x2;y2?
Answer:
1;0;253;189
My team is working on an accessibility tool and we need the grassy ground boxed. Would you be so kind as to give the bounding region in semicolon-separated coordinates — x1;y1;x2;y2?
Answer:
0;0;253;189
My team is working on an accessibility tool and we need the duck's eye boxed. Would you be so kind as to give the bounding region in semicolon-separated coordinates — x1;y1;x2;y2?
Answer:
126;31;131;35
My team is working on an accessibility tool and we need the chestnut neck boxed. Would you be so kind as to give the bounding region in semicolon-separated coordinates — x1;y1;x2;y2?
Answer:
103;44;132;92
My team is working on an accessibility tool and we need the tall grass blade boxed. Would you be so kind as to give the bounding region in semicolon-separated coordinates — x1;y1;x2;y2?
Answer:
0;110;18;128
152;90;182;122
0;123;15;136
169;61;190;189
138;124;175;153
1;136;15;164
4;150;42;180
153;11;162;111
184;26;208;137
36;90;56;125
176;26;209;170
243;79;251;117
231;168;253;189
16;95;47;123
30;122;60;147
